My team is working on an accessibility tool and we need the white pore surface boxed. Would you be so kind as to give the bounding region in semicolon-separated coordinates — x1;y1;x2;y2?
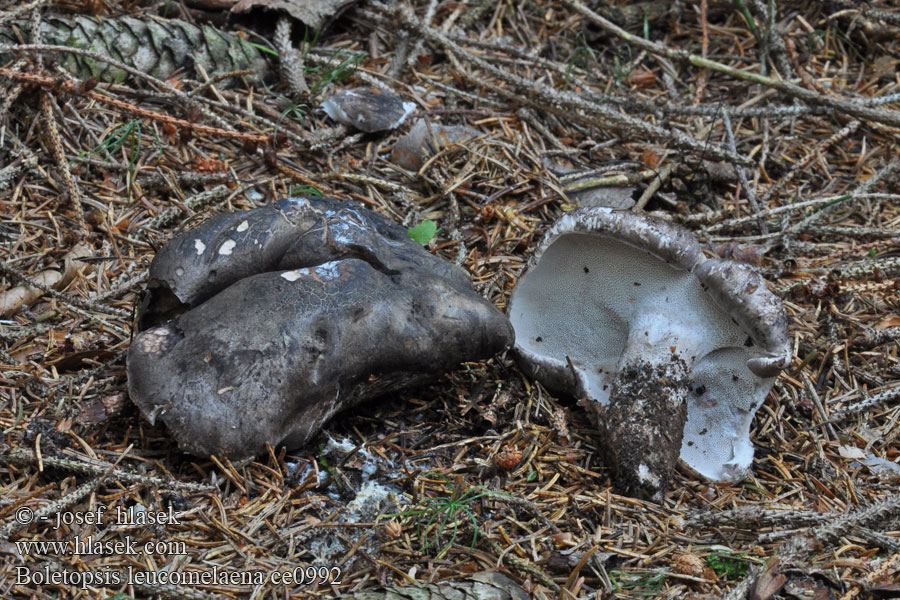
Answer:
391;101;418;129
509;233;775;481
321;97;351;125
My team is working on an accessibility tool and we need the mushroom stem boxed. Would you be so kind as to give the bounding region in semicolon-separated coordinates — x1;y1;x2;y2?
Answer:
509;209;793;496
596;311;700;500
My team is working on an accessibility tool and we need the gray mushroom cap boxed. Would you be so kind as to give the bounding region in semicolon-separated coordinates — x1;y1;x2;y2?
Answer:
128;197;513;460
321;88;417;133
507;208;791;498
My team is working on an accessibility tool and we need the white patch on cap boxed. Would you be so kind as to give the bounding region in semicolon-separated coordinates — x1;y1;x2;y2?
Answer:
194;239;206;255
236;220;249;232
637;463;660;486
315;261;342;280
390;101;417;128
218;240;236;255
280;269;306;282
321;97;350;124
280;262;342;282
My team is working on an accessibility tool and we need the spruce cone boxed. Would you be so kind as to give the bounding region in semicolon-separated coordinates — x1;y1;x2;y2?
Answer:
1;16;269;86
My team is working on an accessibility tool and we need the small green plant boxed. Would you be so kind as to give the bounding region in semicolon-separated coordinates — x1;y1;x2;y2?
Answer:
407;220;438;245
562;35;596;91
84;120;157;180
307;49;364;97
279;101;310;127
803;193;850;219
610;47;636;84
733;0;759;41
387;475;506;559
834;31;867;63
290;184;324;197
265;33;362;132
316;445;342;490
248;42;280;57
608;570;666;596
706;551;750;580
806;30;826;53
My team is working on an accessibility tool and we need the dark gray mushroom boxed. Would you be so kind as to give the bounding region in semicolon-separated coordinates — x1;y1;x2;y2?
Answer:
321;88;416;133
507;208;791;500
128;197;513;460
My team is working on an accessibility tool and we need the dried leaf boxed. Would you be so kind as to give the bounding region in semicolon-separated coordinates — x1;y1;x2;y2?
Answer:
783;575;835;600
750;557;786;600
628;68;657;88
232;0;357;32
391;118;482;171
715;242;771;265
838;445;866;459
192;157;228;173
641;147;661;168
567;185;635;209
875;314;900;329
0;243;93;317
76;393;127;425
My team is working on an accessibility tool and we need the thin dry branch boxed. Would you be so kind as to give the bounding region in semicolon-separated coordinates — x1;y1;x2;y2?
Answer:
371;3;755;167
563;0;900;129
40;92;87;235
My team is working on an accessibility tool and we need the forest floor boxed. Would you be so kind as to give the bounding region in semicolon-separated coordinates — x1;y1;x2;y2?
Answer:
1;0;899;598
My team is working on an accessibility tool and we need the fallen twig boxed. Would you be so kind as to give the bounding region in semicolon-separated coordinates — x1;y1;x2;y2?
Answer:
563;0;900;129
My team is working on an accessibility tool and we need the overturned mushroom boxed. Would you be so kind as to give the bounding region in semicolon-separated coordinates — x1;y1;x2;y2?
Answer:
128;197;513;461
321;88;416;133
507;208;790;500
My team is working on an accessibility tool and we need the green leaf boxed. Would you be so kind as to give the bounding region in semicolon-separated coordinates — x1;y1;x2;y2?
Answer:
407;220;438;245
290;184;323;197
706;552;750;579
248;42;279;57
